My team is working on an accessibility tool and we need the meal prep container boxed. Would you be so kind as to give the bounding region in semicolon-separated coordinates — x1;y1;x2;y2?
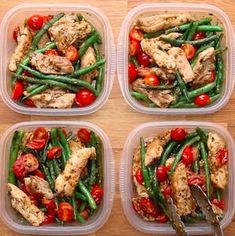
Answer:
117;3;235;115
120;121;235;235
0;3;115;116
0;121;115;235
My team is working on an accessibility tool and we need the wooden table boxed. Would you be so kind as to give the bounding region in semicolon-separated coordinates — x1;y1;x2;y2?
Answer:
0;0;235;235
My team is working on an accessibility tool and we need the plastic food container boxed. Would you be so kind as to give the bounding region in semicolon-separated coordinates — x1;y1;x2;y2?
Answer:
117;3;235;115
120;121;235;235
0;3;115;116
0;121;115;235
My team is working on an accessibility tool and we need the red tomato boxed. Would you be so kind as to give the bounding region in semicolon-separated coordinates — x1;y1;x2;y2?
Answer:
193;32;206;40
42;198;57;209
26;139;46;150
181;44;196;60
91;184;104;204
47;146;62;159
139;197;156;215
24;98;35;107
12;80;24;100
181;146;194;165
156;214;168;223
135;168;143;185
65;45;79;61
29;195;39;206
33;127;48;140
20;184;30;195
211;198;225;210
216;148;228;166
32;169;45;179
13;26;20;42
162;185;172;198
128;63;138;83
75;88;96;107
194;93;210;107
210;70;216;82
129;28;144;42
43;15;53;24
45;49;58;56
61;128;67;137
80;209;90;220
156;166;168;182
57;202;74;222
129;39;141;56
77;128;90;143
171;128;187;141
42;215;55;225
187;175;205;187
137;52;151;67
22;70;33;77
144;74;160;86
27;14;44;30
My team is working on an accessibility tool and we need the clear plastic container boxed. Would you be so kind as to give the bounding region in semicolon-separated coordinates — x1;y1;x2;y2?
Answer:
0;3;115;116
0;121;115;235
120;121;235;235
117;3;235;115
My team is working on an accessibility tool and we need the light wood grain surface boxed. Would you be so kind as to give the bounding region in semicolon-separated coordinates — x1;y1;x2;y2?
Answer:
0;0;235;235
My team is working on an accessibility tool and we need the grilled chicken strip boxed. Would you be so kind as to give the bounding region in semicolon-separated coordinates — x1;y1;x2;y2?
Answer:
24;176;54;200
171;163;196;216
8;183;45;226
30;53;74;75
55;141;96;197
136;14;194;33
9;26;32;72
48;14;92;53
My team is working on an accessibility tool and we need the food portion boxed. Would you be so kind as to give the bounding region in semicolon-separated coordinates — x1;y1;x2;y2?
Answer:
128;14;226;108
10;13;105;108
132;127;228;224
7;127;103;226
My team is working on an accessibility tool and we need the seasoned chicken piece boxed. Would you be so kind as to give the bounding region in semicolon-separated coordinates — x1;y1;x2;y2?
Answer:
30;53;74;75
168;47;194;83
80;47;98;83
171;163;196;216
38;33;50;48
24;176;54;200
145;130;170;166
207;132;228;190
55;141;96;197
192;47;215;88
136;14;194;33
165;156;175;168
48;14;92;53
9;26;32;72
8;183;45;226
22;132;33;147
30;88;75;109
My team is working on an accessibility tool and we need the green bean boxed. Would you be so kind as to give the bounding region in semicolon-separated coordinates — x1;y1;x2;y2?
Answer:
72;196;85;223
216;189;222;201
130;91;153;104
79;201;87;212
187;82;216;99
215;33;224;49
131;56;139;67
49;161;56;181
31;13;65;50
41;164;54;190
176;71;190;102
26;84;41;93
187;22;198;41
160;141;178;165
196;25;223;32
196;127;208;148
192;143;201;174
144;30;164;39
93;43;100;61
216;54;224;94
95;65;104;95
75;192;87;201
142;80;178;90
42;139;49;163
182;22;193;40
23;85;48;100
57;128;71;161
95;134;103;184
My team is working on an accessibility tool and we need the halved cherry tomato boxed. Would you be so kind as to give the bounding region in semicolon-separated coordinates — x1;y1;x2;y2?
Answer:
128;63;138;83
171;128;187;141
210;70;216;82
45;49;58;56
13;26;20;42
144;74;160;86
33;127;48;140
42;198;56;209
156;166;168;182
139;197;156;215
80;209;90;220
77;128;90;143
129;28;144;42
162;185;172;198
188;175;205;187
65;45;79;61
181;44;196;60
193;32;206;40
194;93;210;107
129;39;141;56
42;215;55;225
216;148;228;166
91;184;104;204
137;52;151;67
29;195;39;206
43;15;53;24
211;198;225;210
181;146;194;165
156;214;168;223
57;202;74;222
12;80;24;100
26;139;46;150
32;169;45;179
27;14;44;30
75;88;96;107
24;98;35;107
135;168;143;185
47;146;62;159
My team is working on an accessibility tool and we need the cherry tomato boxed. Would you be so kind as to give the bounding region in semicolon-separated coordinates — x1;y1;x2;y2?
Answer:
91;184;104;204
187;175;205;187
24;98;35;107
139;197;156;215
20;184;30;195
211;198;225;210
216;148;228;166
42;198;56;209
156;166;168;182
137;52;151;67
156;214;168;223
42;215;55;225
162;185;172;198
32;169;45;179
75;88;96;107
43;15;53;24
29;195;39;206
33;127;48;140
181;146;194;165
61;128;67;137
144;74;160;86
181;44;196;60
27;14;44;30
47;146;62;159
65;45;79;61
135;168;143;185
57;202;74;222
80;209;90;220
129;39;141;56
12;80;24;100
128;63;138;83
193;32;206;40
194;93;210;107
45;49;58;56
210;70;216;82
129;28;144;42
77;128;90;143
26;139;46;150
13;26;20;42
171;128;187;141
